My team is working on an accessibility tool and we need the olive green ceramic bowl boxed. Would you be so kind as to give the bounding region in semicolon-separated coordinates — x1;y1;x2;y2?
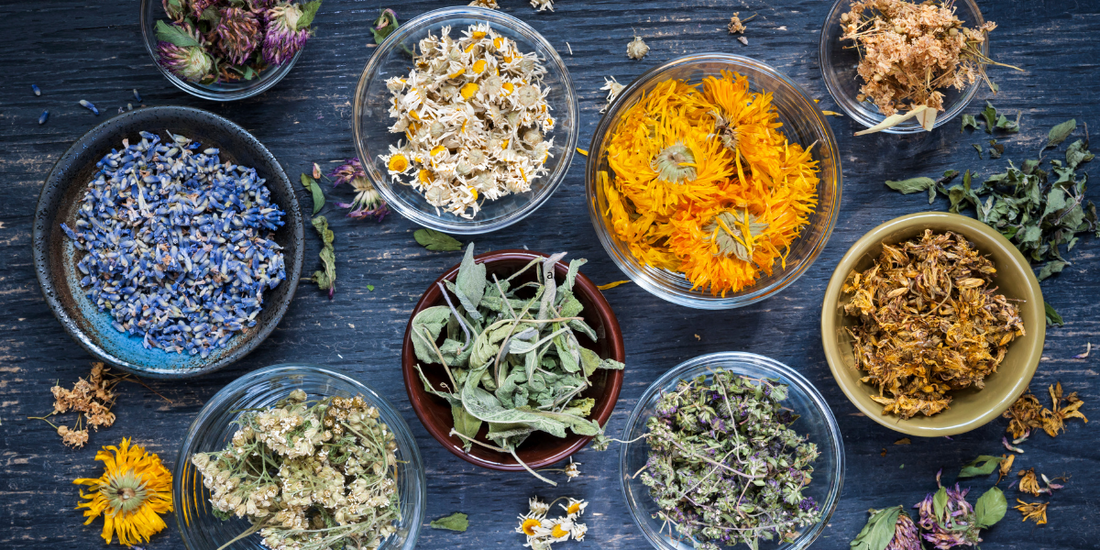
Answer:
821;212;1045;437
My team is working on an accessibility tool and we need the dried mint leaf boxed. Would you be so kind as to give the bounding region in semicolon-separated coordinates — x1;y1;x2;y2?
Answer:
1045;301;1064;326
958;455;1003;478
414;228;462;251
933;486;948;523
301;173;325;216
1037;260;1067;282
972;143;983;159
989;139;1004;159
310;215;336;297
850;506;902;550
975;486;1007;529
154;20;201;47
430;512;469;532
1043;119;1076;153
981;102;997;134
996;112;1021;133
962;114;979;132
296;0;323;31
885;177;936;195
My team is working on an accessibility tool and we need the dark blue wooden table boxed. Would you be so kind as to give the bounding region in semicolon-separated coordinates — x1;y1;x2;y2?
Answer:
2;1;1097;549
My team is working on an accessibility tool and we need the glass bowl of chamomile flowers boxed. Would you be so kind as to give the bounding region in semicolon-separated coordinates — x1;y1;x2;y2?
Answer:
586;53;842;309
141;0;316;101
353;6;579;235
620;352;844;550
819;0;993;134
174;364;426;550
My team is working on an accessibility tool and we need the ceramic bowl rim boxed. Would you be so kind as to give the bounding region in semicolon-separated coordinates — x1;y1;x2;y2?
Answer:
401;248;625;470
32;105;305;379
820;211;1046;436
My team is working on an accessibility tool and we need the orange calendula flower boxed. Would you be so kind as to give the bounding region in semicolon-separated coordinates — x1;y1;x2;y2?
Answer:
1014;500;1048;525
73;438;173;546
601;71;819;296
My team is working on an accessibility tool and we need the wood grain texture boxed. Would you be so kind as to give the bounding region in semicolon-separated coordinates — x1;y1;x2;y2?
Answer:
1;1;1098;549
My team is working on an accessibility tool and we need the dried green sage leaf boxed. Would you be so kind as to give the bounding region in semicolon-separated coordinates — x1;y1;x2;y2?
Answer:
414;228;462;251
430;512;469;532
1045;300;1064;326
885;177;936;195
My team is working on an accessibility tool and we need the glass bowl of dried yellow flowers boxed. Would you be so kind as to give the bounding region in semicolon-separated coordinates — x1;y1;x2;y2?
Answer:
174;364;426;550
819;0;992;134
586;53;841;309
353;6;578;235
620;352;844;550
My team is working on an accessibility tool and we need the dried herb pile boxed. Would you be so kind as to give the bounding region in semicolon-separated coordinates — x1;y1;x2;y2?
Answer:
192;391;400;550
839;0;1001;131
841;230;1025;418
411;244;623;484
641;371;821;550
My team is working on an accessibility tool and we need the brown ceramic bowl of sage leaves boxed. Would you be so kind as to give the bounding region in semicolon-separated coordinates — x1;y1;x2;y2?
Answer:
401;244;625;478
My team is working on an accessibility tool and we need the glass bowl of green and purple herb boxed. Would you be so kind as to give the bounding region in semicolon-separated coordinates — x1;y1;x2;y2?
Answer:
141;0;321;101
174;364;426;550
619;352;844;550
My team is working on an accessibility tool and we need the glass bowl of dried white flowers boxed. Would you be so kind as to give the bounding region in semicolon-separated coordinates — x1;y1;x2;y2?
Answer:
619;352;844;550
174;364;426;550
354;6;579;235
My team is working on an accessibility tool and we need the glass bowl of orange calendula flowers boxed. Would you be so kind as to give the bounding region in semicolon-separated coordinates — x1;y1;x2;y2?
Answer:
585;54;842;309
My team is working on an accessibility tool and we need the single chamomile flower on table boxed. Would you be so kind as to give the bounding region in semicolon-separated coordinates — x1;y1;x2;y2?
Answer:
517;512;549;537
570;521;588;541
560;497;588;518
564;459;581;481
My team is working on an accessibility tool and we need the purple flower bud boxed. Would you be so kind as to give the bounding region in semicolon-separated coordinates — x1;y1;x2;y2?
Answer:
214;7;261;66
886;511;921;550
158;23;214;82
262;2;311;65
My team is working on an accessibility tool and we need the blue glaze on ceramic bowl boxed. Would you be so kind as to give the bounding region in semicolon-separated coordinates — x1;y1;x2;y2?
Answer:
33;106;304;379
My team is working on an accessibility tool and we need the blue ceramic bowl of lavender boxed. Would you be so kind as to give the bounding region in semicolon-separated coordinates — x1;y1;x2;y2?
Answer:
32;106;304;379
619;352;844;550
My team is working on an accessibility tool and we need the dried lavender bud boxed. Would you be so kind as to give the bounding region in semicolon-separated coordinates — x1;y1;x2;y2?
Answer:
213;6;261;66
78;99;99;115
132;89;142;102
32;84;41;96
640;371;821;550
38;110;48;125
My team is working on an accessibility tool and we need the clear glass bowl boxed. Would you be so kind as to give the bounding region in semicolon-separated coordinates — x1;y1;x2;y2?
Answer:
174;365;426;550
140;0;304;101
819;0;988;134
353;6;579;235
585;54;842;309
619;352;844;550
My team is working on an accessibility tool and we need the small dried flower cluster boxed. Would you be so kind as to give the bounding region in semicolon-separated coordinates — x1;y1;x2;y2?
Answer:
530;0;555;11
641;371;820;550
839;0;997;117
468;0;500;8
626;35;649;59
329;158;388;221
191;391;400;550
1002;382;1087;441
381;24;556;218
915;484;981;548
842;230;1025;418
516;496;589;549
43;363;124;448
1015;468;1064;497
156;0;321;84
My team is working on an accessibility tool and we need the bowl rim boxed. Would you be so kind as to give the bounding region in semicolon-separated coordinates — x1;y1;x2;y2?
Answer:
401;248;625;470
618;351;845;550
353;5;579;235
584;52;842;310
139;0;304;101
172;363;426;550
817;0;989;134
31;105;305;379
820;211;1046;436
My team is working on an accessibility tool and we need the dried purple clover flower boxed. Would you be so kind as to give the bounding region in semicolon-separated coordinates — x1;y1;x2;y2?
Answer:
156;21;215;82
262;2;312;65
189;0;217;18
887;511;921;550
213;6;261;65
163;0;187;21
915;481;982;549
331;158;388;221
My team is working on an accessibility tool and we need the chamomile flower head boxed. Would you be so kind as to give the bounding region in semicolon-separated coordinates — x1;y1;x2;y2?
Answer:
529;497;550;517
565;459;581;481
560;498;588;518
548;518;572;542
570;521;588;541
517;512;549;537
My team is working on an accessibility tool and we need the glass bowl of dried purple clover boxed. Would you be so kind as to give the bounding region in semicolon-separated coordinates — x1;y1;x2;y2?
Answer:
141;0;319;101
619;352;844;550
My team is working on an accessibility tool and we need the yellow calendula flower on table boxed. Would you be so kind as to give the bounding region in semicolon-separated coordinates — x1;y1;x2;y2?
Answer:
73;438;173;546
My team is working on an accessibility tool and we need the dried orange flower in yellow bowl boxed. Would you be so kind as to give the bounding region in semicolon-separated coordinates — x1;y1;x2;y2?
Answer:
599;71;819;297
